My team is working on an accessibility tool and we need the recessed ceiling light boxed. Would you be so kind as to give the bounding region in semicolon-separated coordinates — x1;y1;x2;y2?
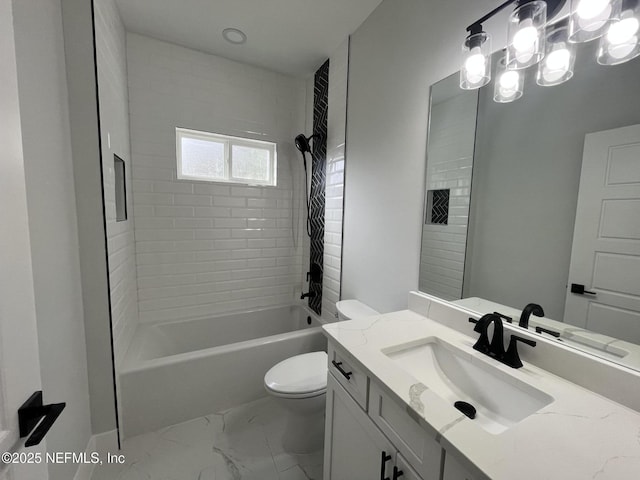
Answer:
222;28;247;45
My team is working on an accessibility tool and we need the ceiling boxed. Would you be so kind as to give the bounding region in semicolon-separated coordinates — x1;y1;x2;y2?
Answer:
114;0;383;78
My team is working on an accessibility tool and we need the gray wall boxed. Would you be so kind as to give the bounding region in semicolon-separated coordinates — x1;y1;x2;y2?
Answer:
464;42;640;320
343;0;503;313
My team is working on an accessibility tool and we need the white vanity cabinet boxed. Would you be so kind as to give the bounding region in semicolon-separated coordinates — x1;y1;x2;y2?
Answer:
324;373;425;480
442;452;479;480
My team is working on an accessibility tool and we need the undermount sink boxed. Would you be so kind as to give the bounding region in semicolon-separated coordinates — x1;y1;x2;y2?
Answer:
382;337;554;434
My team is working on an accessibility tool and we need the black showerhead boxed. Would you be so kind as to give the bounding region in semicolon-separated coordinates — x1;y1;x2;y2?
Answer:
295;133;318;154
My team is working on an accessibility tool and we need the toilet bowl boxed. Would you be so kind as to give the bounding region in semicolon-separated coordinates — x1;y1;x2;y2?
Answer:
263;300;379;453
264;351;327;453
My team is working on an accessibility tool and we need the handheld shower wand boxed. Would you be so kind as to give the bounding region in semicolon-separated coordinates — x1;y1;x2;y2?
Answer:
294;134;318;237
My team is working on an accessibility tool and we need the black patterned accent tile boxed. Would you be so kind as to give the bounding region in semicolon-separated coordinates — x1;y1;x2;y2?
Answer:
428;189;449;225
308;60;329;315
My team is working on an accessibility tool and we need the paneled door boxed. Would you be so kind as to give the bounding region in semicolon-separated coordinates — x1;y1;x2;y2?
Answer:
0;0;47;477
564;124;640;344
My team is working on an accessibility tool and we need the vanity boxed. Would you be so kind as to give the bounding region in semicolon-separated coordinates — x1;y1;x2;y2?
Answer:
321;292;640;480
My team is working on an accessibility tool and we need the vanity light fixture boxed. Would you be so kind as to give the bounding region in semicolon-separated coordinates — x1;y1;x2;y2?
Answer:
460;0;640;101
495;54;525;101
507;1;548;69
597;0;640;64
569;0;619;42
537;20;576;85
460;31;493;89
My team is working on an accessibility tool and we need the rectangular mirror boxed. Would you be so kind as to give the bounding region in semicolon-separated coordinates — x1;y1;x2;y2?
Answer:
421;40;640;371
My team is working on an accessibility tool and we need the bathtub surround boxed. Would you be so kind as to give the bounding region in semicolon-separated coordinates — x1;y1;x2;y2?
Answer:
95;0;140;368
91;397;323;480
322;39;350;321
119;305;326;438
127;33;307;323
308;60;329;315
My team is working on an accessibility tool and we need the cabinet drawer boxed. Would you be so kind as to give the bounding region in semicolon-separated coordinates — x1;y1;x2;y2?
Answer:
328;344;368;410
369;381;442;480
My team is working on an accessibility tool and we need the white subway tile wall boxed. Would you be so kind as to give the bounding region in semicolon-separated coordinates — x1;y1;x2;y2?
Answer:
127;34;307;323
322;40;349;320
95;0;139;367
419;92;477;300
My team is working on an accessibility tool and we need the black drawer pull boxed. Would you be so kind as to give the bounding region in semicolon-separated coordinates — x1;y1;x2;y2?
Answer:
380;451;392;480
331;360;353;380
393;466;404;479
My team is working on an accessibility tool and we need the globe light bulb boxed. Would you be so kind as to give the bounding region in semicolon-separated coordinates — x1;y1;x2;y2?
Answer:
577;0;612;19
545;48;571;70
513;21;539;52
499;70;520;89
464;48;487;84
607;16;640;44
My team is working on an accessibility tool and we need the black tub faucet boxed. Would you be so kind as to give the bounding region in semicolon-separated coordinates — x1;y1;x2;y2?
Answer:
300;291;316;299
519;303;544;329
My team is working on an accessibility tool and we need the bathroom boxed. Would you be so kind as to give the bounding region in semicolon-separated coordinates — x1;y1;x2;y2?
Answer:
1;0;640;479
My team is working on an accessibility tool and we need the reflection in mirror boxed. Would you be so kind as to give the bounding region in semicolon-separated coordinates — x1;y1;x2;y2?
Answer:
421;40;640;371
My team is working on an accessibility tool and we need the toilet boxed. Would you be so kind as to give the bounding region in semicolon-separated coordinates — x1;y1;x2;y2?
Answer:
264;300;379;453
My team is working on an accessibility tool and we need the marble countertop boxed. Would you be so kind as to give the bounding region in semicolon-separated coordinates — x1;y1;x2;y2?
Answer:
323;310;640;480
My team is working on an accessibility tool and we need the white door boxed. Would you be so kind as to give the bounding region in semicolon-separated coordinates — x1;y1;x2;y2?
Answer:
564;124;640;344
0;0;47;477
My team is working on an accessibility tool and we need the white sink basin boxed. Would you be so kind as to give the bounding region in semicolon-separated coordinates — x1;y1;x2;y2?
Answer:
382;337;554;434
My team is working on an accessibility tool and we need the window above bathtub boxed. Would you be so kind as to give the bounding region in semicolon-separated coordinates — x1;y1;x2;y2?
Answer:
176;128;277;186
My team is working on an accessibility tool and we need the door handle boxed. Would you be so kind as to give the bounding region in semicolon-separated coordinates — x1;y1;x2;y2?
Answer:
570;283;596;295
380;451;392;480
18;391;66;447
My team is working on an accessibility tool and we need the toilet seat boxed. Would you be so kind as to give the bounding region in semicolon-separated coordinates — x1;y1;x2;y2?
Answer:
264;351;327;399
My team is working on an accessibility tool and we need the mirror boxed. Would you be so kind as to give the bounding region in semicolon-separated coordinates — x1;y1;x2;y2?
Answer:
421;40;640;371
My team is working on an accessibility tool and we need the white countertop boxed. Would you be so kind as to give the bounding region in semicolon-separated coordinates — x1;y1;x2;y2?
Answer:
323;310;640;480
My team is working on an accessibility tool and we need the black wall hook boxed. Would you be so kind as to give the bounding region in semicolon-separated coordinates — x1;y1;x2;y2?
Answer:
18;391;66;447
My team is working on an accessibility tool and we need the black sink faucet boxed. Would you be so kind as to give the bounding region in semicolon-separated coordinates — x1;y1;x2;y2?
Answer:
469;313;504;358
519;303;545;329
469;314;537;369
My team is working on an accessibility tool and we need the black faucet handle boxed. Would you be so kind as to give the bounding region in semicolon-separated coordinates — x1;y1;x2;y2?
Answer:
493;311;513;323
470;314;497;354
504;335;537;369
535;326;561;338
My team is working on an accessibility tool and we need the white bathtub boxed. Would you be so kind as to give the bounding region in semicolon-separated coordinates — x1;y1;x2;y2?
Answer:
119;304;327;438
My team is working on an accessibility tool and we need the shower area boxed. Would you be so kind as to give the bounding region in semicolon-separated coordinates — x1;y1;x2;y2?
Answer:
94;0;346;440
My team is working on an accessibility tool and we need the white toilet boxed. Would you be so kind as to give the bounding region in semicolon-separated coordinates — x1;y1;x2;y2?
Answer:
264;300;379;453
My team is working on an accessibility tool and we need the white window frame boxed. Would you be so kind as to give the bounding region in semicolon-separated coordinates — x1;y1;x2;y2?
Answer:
176;127;277;186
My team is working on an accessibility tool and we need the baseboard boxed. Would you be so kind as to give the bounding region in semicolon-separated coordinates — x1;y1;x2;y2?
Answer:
72;430;118;480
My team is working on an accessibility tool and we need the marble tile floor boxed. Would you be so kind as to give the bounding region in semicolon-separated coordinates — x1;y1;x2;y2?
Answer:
91;396;323;480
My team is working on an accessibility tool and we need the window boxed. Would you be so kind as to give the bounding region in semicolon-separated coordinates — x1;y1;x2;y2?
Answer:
176;128;277;186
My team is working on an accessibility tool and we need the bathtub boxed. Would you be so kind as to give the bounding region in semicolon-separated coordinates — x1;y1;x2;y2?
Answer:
119;304;327;438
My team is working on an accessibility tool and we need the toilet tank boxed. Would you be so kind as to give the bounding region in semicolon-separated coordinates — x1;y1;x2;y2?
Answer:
335;300;379;321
